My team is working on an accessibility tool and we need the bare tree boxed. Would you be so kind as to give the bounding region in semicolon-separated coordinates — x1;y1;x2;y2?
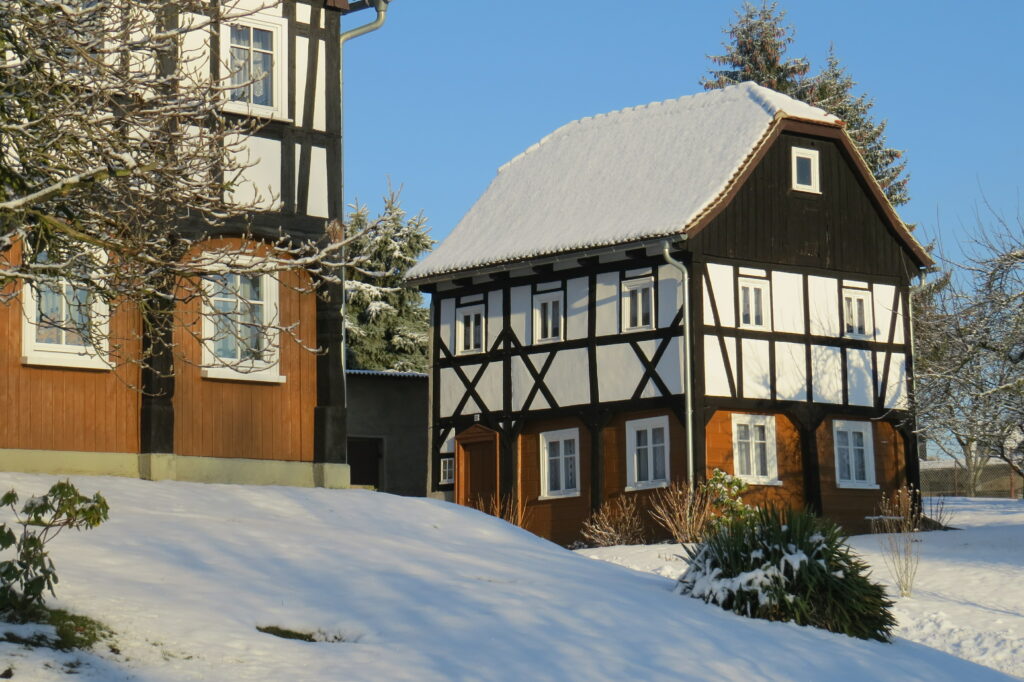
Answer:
0;0;349;380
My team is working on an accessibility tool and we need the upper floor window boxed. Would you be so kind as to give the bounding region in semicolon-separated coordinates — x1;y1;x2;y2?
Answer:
456;304;485;355
201;264;283;383
791;147;820;194
621;277;654;332
221;15;287;120
833;420;877;489
533;290;563;344
842;288;872;339
738;277;770;330
625;416;669;490
732;414;778;485
540;429;579;498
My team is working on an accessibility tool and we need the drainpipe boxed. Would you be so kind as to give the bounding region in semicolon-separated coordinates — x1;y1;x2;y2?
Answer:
662;239;695;488
337;0;390;408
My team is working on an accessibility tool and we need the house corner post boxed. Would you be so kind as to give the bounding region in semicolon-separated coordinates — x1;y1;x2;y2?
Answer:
314;282;347;464
140;298;175;460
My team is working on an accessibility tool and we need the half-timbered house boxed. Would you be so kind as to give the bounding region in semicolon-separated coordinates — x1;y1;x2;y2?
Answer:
0;0;384;487
410;82;932;542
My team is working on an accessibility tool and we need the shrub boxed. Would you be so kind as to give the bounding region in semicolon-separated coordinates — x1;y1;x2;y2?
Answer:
703;469;752;523
870;486;922;598
472;493;532;529
580;495;645;547
649;469;751;544
0;481;109;622
678;506;895;642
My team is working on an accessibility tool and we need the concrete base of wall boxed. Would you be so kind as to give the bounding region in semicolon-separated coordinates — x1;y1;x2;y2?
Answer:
0;448;350;489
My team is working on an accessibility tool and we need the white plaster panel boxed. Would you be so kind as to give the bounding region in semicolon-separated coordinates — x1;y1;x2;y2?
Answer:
523;351;552;410
487;290;503;349
703;334;736;397
509;286;531;345
807;276;840;337
511;356;531;412
774;341;807;401
440;432;455;454
293;38;327;131
594;271;619;336
296;3;311;22
873;284;896;342
439;367;460;418
475;362;503;413
180;15;211;83
892;296;905;345
229;135;280;210
655;336;684;396
846;348;874;407
566;277;588;341
771;271;805;334
546;348;590;406
439;298;455;354
657;265;683;329
884;353;908;409
531;392;551;411
596;344;644;403
303;145;329;217
704;263;735;327
811;345;843;404
637;339;659;399
742;338;771;400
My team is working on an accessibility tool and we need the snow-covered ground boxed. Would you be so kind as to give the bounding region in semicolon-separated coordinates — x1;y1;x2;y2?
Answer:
0;474;1013;681
579;497;1024;679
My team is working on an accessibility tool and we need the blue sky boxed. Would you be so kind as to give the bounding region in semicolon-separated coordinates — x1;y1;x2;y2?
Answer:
342;1;1023;264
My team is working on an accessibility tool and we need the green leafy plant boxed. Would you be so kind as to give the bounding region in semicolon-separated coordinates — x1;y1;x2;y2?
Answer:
678;506;895;642
0;481;109;622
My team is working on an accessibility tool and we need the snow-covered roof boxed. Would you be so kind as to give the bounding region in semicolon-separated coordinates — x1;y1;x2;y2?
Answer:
408;82;842;282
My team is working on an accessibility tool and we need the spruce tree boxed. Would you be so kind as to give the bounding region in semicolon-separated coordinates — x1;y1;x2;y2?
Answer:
344;190;433;373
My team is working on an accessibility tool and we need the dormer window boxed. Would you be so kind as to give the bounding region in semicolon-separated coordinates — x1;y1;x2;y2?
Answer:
791;147;820;194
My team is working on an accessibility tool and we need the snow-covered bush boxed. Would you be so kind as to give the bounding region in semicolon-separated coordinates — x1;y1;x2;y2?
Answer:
678;507;895;642
580;495;645;547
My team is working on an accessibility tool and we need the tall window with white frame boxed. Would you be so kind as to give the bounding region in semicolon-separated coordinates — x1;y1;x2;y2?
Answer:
731;414;778;484
621;277;654;332
626;416;669;489
439;457;454;486
842;287;872;338
833;420;877;488
202;268;281;382
738;277;770;330
456;304;485;355
791;146;820;193
221;15;286;119
540;429;579;498
533;290;563;344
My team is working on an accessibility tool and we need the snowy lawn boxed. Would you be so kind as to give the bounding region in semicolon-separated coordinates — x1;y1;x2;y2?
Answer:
0;474;1012;681
578;497;1024;679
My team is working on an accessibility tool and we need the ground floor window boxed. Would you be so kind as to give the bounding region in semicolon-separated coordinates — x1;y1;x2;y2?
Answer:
625;416;669;489
731;413;778;484
833;420;877;488
540;428;579;497
439;456;455;485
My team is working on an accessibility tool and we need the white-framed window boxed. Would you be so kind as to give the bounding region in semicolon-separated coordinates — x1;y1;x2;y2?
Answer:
792;146;820;193
625;416;669;490
540;428;579;498
455;304;485;355
621;277;654;332
201;261;283;383
439;457;454;485
738;277;770;330
221;14;288;120
842;289;873;339
533;290;564;344
20;253;109;370
731;414;779;485
833;420;877;489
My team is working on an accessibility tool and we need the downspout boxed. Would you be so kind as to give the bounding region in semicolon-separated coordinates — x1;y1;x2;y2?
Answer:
662;239;695;488
337;0;390;408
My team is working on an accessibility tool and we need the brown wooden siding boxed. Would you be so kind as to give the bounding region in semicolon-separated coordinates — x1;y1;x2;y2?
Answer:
173;239;316;461
818;418;907;534
0;247;140;454
705;410;805;510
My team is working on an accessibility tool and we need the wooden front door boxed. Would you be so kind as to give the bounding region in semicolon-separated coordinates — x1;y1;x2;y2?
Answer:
455;425;500;508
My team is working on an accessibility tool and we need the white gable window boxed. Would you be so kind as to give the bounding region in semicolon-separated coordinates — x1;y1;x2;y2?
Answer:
621;277;654;332
833;420;877;489
201;264;283;383
439;457;454;485
533;290;563;344
791;146;820;194
21;251;109;370
456;304;485;355
731;414;779;485
738;277;770;330
540;429;579;498
626;416;669;490
221;15;287;120
842;288;873;339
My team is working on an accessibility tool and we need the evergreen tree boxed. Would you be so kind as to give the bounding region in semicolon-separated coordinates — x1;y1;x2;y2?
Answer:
701;2;809;95
344;190;433;373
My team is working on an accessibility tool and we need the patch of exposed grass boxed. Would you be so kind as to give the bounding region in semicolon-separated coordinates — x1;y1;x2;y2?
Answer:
257;625;359;643
0;607;114;652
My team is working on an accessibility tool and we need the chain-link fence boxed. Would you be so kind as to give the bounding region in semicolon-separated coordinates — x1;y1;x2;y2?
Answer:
920;460;1023;498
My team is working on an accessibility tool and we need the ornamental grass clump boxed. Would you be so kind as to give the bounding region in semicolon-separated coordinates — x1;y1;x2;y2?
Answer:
677;506;895;642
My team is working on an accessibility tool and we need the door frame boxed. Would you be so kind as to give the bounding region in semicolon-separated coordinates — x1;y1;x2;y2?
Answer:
455;424;501;507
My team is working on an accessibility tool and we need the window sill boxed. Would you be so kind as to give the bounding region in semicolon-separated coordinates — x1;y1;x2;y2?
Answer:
624;481;669;493
836;481;879;490
621;325;655;334
537;492;580;501
792;186;822;195
454;349;484;357
532;336;563;346
222;102;292;124
739;478;783;487
22;351;109;372
201;367;286;384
